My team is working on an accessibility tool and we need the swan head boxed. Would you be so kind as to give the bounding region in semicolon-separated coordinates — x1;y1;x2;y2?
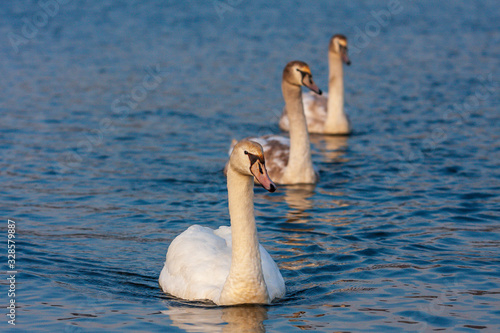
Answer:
329;34;351;65
283;60;322;95
229;140;277;193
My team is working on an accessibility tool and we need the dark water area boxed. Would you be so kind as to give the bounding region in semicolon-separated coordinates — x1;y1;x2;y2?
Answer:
1;0;499;331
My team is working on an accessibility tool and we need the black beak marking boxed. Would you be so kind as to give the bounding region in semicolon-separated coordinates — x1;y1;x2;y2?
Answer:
245;151;265;168
297;69;312;85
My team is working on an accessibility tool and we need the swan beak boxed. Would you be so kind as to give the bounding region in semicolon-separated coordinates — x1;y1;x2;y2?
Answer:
303;76;322;95
251;162;276;193
341;49;351;66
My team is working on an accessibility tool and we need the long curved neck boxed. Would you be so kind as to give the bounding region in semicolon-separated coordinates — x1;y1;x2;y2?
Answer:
325;54;345;127
220;167;268;305
282;81;315;183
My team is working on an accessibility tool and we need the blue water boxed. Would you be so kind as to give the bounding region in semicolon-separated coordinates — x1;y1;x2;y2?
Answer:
1;0;499;331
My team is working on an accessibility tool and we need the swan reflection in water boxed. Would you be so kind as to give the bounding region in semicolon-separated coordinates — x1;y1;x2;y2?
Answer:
309;134;349;163
281;184;316;223
262;134;351;273
162;304;268;333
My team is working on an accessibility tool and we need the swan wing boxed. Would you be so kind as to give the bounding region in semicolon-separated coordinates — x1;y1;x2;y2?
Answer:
259;244;286;301
159;225;231;303
302;91;329;133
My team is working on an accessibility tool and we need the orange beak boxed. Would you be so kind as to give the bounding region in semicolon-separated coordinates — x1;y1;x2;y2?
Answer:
340;46;351;65
342;52;351;65
302;75;322;95
250;161;276;192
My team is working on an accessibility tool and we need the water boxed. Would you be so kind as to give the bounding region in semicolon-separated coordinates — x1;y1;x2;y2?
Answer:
1;0;499;331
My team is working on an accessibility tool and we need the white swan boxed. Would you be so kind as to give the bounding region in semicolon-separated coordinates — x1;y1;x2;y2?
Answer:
280;34;351;135
159;140;285;305
226;61;322;185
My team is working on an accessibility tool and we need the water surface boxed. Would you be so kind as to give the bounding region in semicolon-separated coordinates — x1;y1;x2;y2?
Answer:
1;0;499;331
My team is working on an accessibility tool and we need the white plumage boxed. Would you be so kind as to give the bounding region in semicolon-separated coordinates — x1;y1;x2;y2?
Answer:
159;140;285;305
159;225;284;304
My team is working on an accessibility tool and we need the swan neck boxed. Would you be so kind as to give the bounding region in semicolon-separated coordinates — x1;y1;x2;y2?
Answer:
221;167;268;304
227;168;258;247
282;81;314;182
326;54;345;122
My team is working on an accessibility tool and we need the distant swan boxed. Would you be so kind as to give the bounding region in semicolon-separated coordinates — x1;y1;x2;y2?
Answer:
227;61;322;185
280;34;351;135
159;140;285;305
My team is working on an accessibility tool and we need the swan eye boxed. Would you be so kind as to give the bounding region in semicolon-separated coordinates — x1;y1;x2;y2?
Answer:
244;151;248;155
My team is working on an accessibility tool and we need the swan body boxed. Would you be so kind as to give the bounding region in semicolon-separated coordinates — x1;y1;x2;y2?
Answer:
280;34;351;135
226;61;322;185
160;141;285;305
